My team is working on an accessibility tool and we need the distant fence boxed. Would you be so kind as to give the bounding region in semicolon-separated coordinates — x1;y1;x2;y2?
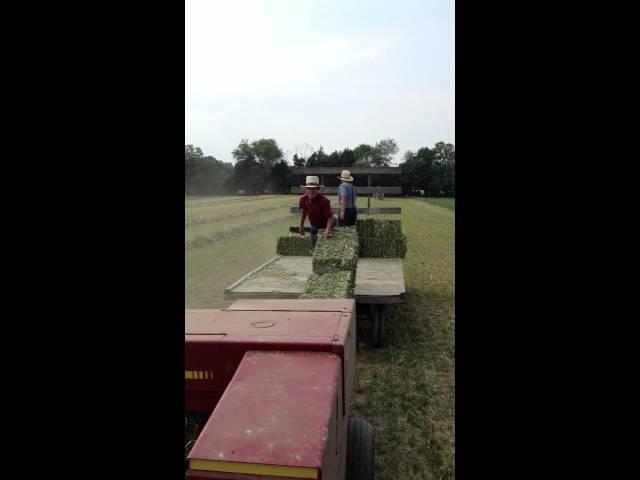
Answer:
292;167;402;175
290;186;402;195
289;207;401;215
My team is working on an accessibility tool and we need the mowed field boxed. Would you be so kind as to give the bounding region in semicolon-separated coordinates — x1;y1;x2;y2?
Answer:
185;195;455;480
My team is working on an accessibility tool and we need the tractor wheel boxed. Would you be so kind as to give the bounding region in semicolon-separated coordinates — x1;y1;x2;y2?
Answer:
346;417;375;480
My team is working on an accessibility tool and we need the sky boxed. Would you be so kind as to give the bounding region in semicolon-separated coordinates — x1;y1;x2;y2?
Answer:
185;0;454;165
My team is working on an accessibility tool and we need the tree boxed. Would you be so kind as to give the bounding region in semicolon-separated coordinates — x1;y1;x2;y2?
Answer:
353;139;399;167
267;159;294;194
185;144;205;193
430;142;455;196
250;138;284;171
185;145;233;195
399;147;434;195
202;156;233;193
294;142;315;161
338;148;356;167
233;157;263;194
231;139;255;163
327;150;340;166
292;154;305;168
231;138;286;194
305;146;329;167
373;138;399;166
398;141;454;197
353;144;375;166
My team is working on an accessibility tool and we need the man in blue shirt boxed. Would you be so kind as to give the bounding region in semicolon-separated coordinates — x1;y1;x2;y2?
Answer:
337;170;357;227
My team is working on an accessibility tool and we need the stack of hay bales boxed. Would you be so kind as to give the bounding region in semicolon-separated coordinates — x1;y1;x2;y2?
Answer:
301;226;359;299
276;234;313;256
356;216;407;258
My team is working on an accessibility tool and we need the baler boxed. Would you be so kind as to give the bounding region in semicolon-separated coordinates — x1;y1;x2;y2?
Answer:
185;299;375;480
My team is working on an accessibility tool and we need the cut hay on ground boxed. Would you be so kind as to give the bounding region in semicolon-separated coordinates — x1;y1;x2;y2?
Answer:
186;204;290;227
186;215;291;249
185;195;282;209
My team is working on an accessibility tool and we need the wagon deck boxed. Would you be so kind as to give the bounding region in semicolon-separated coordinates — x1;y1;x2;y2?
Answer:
225;255;405;303
224;255;405;346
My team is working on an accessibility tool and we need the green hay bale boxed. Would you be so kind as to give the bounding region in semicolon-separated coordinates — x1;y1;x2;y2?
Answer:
395;234;408;257
358;238;382;257
359;233;408;258
276;234;312;256
355;216;407;258
300;271;354;299
356;216;402;238
312;226;359;275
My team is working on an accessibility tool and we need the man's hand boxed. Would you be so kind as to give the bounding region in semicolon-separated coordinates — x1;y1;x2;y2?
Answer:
299;226;305;236
323;228;333;238
339;211;345;221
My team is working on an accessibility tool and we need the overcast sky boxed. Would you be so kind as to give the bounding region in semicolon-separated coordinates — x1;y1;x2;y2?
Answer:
185;0;454;165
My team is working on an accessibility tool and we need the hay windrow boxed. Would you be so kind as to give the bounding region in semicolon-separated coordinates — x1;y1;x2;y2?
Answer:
185;195;283;208
186;214;292;249
186;204;290;227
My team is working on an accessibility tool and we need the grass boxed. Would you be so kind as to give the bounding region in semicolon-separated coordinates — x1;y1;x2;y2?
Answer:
185;194;282;208
416;197;455;211
185;195;455;479
186;203;289;227
186;196;297;308
351;197;455;479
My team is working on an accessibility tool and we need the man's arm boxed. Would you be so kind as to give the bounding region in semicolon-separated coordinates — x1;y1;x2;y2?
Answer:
325;214;335;237
299;210;307;236
339;194;348;220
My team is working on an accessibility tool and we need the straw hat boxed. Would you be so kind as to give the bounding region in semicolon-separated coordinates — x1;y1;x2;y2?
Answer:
301;176;320;188
337;170;354;182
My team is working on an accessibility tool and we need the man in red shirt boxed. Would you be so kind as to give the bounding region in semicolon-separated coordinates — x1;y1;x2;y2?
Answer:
298;175;335;247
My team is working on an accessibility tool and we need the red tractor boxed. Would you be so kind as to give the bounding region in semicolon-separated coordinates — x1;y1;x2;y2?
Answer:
185;298;375;480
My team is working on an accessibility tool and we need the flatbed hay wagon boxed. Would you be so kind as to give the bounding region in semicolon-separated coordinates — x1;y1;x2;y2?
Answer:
186;190;407;478
185;298;375;480
224;255;405;348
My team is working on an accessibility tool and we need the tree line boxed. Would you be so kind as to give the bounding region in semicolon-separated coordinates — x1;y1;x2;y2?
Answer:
185;138;454;197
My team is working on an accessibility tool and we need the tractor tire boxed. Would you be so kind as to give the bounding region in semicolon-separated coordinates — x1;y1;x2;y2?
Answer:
345;417;375;480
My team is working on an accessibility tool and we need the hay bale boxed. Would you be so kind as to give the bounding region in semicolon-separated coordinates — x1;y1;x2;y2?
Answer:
358;238;383;257
356;216;402;239
356;217;407;258
300;271;354;299
358;234;407;258
312;226;359;275
276;234;312;256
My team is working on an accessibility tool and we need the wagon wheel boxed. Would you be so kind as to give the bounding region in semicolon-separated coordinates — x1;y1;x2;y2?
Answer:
346;417;375;480
370;305;385;348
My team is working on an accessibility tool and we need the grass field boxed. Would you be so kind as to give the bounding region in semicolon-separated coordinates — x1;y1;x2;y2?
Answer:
185;195;455;479
416;197;455;210
185;196;297;307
